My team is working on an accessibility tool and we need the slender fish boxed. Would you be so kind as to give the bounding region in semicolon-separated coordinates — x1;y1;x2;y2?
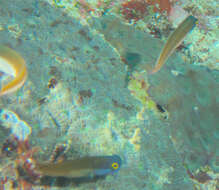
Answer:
0;45;27;96
35;155;122;178
150;15;198;74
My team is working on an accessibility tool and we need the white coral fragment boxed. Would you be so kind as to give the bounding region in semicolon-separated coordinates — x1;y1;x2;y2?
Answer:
0;109;32;141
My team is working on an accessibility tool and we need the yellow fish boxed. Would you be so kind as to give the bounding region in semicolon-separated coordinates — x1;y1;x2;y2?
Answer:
151;15;198;74
0;45;27;96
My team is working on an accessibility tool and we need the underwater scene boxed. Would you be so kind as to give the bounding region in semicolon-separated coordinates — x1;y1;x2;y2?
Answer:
0;0;218;189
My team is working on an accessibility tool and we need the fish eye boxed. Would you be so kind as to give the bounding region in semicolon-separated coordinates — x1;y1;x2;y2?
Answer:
112;162;119;170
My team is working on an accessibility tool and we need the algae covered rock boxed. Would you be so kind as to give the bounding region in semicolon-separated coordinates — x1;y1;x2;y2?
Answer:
0;1;218;190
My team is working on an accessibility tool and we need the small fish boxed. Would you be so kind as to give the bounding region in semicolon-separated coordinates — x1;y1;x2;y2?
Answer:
0;45;27;96
35;155;122;178
150;15;198;74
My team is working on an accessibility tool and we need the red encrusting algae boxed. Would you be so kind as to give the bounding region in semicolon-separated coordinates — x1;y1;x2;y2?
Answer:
121;0;149;22
121;0;172;22
147;0;172;15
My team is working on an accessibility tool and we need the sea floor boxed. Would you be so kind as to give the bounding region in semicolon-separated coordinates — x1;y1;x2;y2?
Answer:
0;0;218;189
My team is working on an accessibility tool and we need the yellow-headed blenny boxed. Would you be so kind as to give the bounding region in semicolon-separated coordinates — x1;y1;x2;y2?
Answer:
150;15;198;74
0;45;27;96
35;155;122;178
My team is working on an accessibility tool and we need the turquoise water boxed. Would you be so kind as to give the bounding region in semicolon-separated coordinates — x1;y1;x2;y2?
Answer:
0;0;218;189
